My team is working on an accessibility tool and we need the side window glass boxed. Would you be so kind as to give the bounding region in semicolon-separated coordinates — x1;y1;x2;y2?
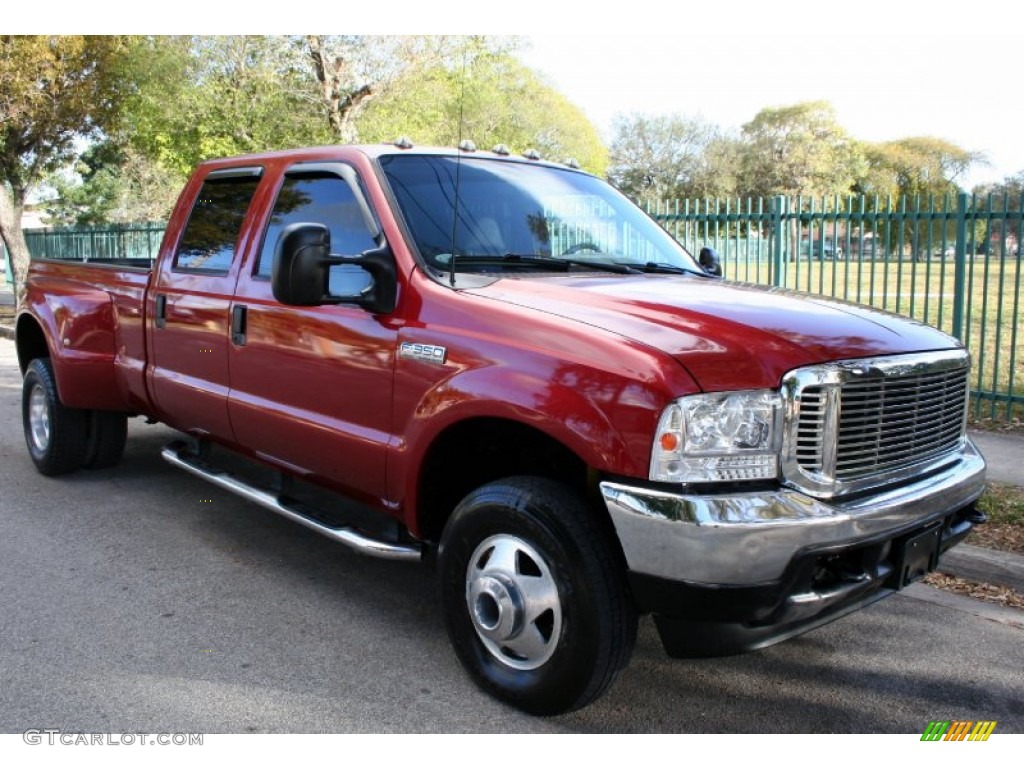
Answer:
174;174;261;272
256;172;378;280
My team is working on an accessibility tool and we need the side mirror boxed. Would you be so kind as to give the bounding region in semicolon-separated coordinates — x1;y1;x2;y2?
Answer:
272;222;397;314
698;246;723;278
272;223;332;306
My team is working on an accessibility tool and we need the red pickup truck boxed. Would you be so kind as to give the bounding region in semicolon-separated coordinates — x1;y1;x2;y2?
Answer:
15;142;986;715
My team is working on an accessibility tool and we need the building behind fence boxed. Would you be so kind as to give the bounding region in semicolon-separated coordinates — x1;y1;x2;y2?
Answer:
22;193;1023;423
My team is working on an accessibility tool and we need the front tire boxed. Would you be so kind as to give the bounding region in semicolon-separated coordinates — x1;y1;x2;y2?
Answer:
438;477;636;715
22;358;89;476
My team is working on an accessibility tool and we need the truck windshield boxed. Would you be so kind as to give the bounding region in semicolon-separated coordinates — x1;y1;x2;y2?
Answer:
379;154;701;274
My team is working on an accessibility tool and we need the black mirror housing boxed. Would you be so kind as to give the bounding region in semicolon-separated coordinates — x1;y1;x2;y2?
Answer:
272;222;397;314
272;223;332;306
699;246;723;278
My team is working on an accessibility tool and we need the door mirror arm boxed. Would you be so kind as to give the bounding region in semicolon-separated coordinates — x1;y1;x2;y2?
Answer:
272;223;397;314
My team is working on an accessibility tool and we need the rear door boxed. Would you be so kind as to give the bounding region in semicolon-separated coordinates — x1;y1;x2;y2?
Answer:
226;163;396;504
148;168;263;439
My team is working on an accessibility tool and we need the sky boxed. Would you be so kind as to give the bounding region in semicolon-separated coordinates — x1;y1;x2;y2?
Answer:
521;30;1022;190
15;1;1024;190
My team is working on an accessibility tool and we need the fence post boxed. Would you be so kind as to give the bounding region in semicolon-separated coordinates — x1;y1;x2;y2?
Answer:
952;192;969;342
771;195;787;287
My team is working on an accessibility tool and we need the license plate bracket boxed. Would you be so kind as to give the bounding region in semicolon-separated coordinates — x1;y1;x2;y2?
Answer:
895;524;942;587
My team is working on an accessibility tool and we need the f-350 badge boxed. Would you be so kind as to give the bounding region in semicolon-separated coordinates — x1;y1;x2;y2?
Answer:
399;342;448;365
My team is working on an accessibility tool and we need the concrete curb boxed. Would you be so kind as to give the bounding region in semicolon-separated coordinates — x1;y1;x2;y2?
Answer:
903;582;1024;629
938;543;1024;593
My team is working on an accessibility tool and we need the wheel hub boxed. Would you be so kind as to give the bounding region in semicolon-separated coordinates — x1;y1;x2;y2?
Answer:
469;574;523;642
28;384;51;453
465;534;562;671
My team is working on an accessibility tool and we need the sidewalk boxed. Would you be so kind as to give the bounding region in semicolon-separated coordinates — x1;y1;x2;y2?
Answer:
946;430;1024;592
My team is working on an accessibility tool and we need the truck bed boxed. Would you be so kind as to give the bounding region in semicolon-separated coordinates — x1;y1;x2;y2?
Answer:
23;259;152;413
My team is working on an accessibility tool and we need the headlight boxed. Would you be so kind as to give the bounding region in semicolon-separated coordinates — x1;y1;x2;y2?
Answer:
649;390;783;483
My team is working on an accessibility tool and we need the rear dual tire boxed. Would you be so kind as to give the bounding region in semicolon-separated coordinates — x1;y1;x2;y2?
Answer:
22;358;127;475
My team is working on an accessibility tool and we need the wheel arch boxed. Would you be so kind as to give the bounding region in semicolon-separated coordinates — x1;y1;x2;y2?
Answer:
414;415;615;547
16;312;52;374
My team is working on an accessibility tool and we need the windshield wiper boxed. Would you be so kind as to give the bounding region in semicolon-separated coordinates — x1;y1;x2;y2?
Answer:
447;253;639;274
624;261;708;276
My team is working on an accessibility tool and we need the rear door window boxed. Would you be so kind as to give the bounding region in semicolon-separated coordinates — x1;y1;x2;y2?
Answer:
174;173;262;273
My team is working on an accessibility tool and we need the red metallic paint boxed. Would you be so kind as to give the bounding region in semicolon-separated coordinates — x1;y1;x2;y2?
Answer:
22;261;149;412
471;275;962;394
17;144;964;540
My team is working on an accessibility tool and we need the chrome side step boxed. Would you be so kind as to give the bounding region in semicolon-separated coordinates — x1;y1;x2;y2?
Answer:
161;441;421;563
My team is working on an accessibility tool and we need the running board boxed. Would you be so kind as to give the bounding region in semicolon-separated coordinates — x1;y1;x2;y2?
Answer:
161;441;421;563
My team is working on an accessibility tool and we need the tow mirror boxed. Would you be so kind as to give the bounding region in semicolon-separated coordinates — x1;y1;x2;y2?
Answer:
272;222;397;314
698;246;723;278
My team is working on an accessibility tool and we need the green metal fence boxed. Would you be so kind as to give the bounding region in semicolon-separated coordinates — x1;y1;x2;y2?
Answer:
22;195;1023;424
24;222;166;263
647;193;1023;424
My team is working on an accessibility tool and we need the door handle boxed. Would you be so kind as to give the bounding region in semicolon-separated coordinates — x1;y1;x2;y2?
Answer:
155;294;167;329
231;304;247;346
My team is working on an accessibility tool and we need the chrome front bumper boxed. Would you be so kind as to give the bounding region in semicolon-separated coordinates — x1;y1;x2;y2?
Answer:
600;439;986;586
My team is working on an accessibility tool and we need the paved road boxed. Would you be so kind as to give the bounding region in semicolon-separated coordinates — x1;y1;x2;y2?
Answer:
1;338;1022;733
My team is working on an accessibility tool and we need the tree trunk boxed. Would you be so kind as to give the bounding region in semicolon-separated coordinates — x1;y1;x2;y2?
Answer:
0;183;30;310
305;35;375;144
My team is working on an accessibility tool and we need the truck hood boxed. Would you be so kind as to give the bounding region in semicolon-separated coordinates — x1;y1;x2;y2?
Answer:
469;274;961;391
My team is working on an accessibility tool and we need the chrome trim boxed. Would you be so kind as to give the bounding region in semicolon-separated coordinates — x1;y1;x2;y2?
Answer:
28;384;51;453
600;438;985;585
465;534;562;671
780;349;970;499
161;443;421;563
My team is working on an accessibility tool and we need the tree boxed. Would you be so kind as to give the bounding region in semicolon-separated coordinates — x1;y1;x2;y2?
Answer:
974;170;1024;206
137;36;331;178
859;137;983;200
0;35;138;305
358;49;607;174
301;35;459;144
738;101;866;199
607;113;739;200
970;170;1023;255
42;35;336;225
28;36;603;234
43;142;181;226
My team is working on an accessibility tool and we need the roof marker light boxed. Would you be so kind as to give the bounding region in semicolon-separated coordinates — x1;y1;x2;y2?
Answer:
458;139;477;152
491;144;511;156
393;136;414;149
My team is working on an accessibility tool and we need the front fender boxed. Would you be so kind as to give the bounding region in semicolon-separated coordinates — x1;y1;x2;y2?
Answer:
392;361;668;525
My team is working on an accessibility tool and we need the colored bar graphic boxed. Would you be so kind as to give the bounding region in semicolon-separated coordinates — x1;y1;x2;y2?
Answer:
945;721;973;741
921;721;950;741
921;720;996;741
969;722;997;741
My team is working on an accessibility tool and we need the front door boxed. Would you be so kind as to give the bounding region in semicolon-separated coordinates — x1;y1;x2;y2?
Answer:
227;164;396;506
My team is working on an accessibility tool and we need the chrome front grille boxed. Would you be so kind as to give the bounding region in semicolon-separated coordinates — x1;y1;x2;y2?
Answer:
794;388;828;473
783;350;970;498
